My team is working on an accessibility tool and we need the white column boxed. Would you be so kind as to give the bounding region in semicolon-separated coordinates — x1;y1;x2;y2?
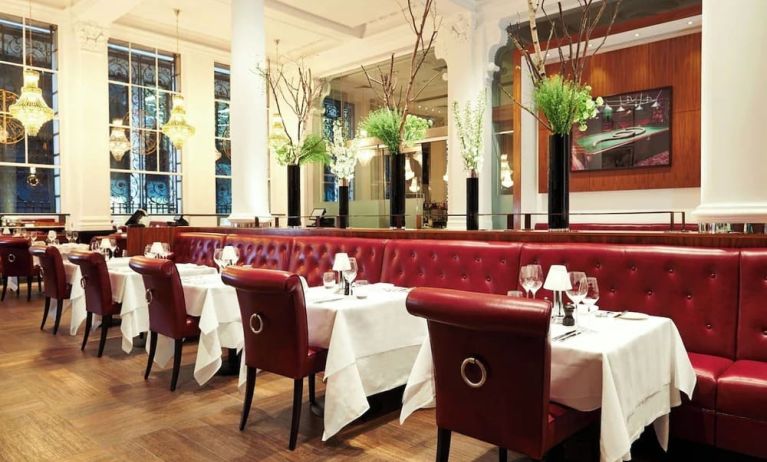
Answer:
692;0;767;224
228;0;270;224
59;20;113;231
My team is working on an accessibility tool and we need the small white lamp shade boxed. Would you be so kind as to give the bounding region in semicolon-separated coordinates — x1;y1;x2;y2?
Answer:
222;245;238;261
47;230;57;242
332;252;351;272
149;241;164;255
543;265;572;291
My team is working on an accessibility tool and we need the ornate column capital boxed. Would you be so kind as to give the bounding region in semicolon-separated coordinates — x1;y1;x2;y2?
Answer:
434;12;473;62
74;21;108;52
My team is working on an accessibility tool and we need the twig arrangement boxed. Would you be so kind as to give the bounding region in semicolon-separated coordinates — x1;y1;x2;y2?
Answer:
361;0;441;144
506;0;622;134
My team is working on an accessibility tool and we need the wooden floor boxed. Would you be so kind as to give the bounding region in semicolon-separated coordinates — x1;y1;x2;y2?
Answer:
0;287;755;462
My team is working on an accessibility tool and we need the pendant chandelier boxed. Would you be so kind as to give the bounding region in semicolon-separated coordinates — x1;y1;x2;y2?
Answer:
109;119;131;161
161;9;195;149
9;2;54;137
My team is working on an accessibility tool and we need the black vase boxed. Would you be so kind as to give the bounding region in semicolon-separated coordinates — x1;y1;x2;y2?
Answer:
338;184;349;229
390;154;406;228
287;165;301;227
548;134;570;230
466;176;479;230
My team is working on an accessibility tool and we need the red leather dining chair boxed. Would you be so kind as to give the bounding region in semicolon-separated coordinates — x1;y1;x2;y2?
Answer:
221;266;326;450
129;256;200;391
406;288;598;462
30;246;72;335
68;251;121;357
0;237;40;302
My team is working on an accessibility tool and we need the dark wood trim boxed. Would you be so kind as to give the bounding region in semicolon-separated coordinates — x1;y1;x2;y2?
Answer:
511;50;523;227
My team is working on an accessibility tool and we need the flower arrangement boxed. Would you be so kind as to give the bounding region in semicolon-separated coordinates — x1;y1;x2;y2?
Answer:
327;120;359;182
272;132;329;167
533;75;602;135
360;107;430;155
452;89;486;176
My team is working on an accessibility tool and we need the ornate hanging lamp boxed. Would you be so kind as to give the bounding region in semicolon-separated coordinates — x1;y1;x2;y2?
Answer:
109;119;131;161
161;9;195;149
9;1;54;137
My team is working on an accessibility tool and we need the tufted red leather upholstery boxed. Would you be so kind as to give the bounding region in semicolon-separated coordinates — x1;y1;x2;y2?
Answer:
223;234;292;270
288;237;386;286
406;288;597;459
172;232;225;267
736;250;767;362
519;243;740;359
716;360;767;459
128;257;199;339
67;252;118;316
221;266;326;379
31;246;71;300
687;353;732;409
381;239;523;294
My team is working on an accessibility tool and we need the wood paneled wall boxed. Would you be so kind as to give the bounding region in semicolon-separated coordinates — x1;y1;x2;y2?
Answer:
538;33;701;193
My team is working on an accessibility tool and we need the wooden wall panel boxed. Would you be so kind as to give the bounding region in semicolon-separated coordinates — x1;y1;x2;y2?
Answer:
538;33;701;193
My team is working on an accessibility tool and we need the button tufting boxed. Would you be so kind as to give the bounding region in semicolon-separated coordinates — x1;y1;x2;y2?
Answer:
474;256;480;262
486;276;491;282
686;294;693;300
647;290;653;296
631;266;637;271
763;329;767;336
595;263;601;269
610;288;616;293
710;273;716;278
706;323;712;330
500;258;506;264
667;268;673;273
461;274;468;280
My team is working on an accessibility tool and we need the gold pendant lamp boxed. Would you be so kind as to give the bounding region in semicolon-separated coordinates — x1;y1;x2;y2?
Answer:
161;9;195;149
9;0;55;136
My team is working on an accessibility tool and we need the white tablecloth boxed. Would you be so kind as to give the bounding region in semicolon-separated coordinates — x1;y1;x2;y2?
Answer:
236;284;427;441
400;314;696;462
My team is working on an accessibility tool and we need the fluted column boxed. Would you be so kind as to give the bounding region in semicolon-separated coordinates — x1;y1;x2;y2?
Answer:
228;0;270;224
692;0;767;226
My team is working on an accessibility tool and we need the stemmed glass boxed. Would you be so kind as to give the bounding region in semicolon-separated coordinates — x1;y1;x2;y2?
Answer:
213;247;240;273
343;257;358;295
71;231;79;244
64;230;73;243
566;271;588;313
583;277;600;313
519;265;533;297
527;264;543;299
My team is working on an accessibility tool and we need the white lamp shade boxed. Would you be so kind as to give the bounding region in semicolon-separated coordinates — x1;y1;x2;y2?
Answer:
149;241;164;254
543;265;572;291
332;252;351;271
222;245;238;261
47;230;57;241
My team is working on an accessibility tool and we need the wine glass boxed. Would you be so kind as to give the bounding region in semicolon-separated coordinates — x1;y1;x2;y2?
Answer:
161;243;171;258
71;231;79;244
64;230;73;243
518;265;533;297
566;271;588;313
144;244;155;258
343;257;358;293
527;264;543;299
213;248;224;273
583;277;600;312
354;280;369;299
323;272;336;289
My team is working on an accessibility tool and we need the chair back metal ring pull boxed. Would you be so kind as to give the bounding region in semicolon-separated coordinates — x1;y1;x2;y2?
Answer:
460;357;487;389
145;289;153;304
8;253;15;263
80;277;87;289
249;313;264;334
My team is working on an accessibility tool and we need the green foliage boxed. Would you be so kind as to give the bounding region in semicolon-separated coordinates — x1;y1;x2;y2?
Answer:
361;108;430;155
533;75;601;135
272;133;329;166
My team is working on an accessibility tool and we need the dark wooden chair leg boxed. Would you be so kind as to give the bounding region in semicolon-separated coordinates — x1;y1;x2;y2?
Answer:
239;366;256;431
499;448;507;462
170;338;183;391
97;315;111;357
308;373;323;417
52;299;64;335
436;428;452;462
27;276;32;302
1;276;7;301
288;378;304;450
37;274;42;293
40;297;51;330
81;311;93;351
145;331;158;380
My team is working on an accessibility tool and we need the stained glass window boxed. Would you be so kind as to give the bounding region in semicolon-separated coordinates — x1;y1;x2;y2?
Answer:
108;41;181;215
214;64;231;214
0;13;60;214
322;97;355;202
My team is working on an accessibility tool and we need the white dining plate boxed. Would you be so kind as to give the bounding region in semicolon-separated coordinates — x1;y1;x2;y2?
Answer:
618;311;649;320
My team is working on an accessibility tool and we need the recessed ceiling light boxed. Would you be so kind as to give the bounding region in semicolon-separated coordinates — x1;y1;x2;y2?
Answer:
634;32;640;37
687;20;693;25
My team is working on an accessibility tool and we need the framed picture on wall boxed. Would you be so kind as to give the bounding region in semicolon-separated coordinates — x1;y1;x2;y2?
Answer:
571;86;672;172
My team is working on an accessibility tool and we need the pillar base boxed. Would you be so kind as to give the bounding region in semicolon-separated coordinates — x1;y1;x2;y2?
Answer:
227;212;272;227
692;202;767;224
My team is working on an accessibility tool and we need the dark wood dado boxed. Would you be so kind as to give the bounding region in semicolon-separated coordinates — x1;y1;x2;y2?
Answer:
127;226;767;257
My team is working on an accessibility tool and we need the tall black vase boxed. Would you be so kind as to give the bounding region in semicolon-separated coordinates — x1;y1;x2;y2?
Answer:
390;154;406;228
466;176;479;231
338;184;349;229
548;134;570;230
287;165;301;227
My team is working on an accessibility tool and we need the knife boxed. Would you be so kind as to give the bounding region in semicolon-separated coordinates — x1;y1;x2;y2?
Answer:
555;330;582;342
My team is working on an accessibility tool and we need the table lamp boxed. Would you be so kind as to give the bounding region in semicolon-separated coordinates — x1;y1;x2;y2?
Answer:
222;245;238;265
333;253;351;295
543;264;572;320
149;241;164;257
47;230;57;243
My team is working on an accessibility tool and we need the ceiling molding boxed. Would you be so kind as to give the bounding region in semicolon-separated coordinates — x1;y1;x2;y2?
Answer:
265;0;366;39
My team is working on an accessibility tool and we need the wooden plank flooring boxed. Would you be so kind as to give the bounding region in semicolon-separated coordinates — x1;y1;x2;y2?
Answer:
0;288;754;461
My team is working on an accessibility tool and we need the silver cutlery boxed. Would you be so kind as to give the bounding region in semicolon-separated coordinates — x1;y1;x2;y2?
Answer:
552;330;578;341
554;330;582;342
313;297;345;304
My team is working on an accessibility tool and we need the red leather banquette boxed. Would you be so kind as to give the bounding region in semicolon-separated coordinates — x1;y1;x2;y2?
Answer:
170;231;767;459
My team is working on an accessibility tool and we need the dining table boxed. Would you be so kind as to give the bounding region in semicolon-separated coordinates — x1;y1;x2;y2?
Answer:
399;311;697;462
236;283;428;441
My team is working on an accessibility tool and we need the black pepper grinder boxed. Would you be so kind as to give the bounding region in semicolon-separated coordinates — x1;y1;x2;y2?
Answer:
563;302;576;327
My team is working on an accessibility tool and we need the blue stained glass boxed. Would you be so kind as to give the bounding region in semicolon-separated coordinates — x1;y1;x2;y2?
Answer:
322;97;355;202
0;166;58;213
215;177;232;214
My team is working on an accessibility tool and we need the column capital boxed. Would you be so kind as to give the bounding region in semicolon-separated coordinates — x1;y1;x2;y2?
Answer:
74;21;108;53
434;12;474;63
